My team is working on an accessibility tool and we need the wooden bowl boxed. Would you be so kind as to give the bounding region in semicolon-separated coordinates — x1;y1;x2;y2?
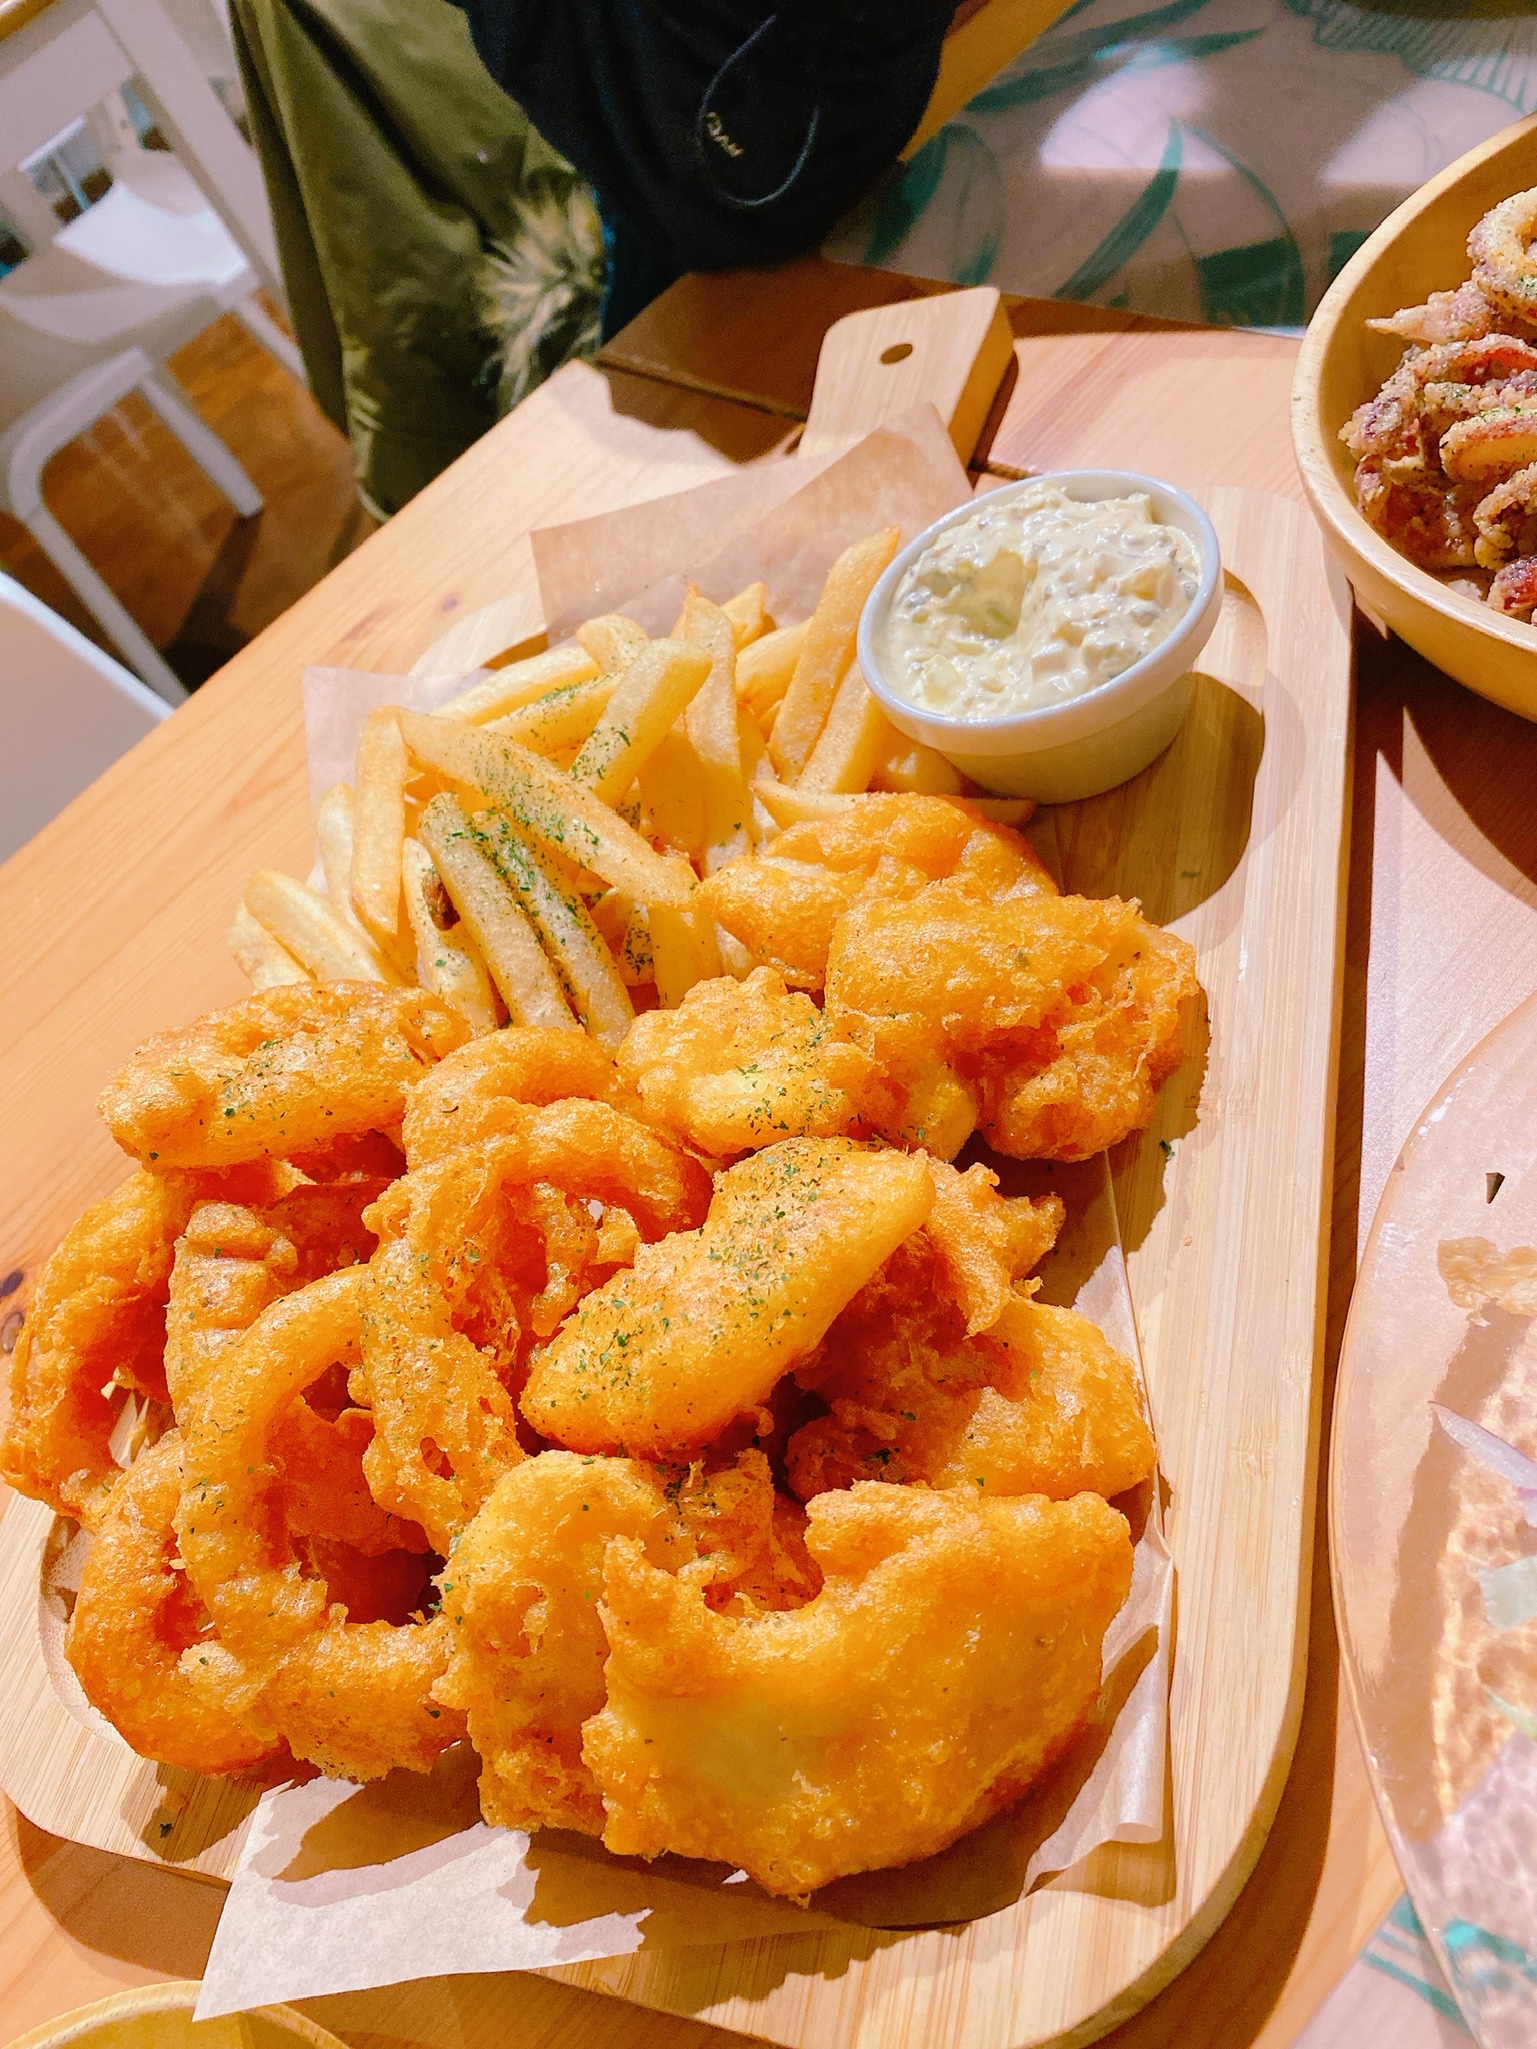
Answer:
3;1982;348;2049
1292;112;1537;721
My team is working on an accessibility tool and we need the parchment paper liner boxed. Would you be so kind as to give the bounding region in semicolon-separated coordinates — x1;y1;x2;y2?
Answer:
194;411;1175;2015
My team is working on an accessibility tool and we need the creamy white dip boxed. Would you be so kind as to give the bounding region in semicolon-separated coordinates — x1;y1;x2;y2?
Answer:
880;482;1200;719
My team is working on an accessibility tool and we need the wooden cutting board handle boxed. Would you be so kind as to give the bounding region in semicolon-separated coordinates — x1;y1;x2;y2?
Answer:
799;284;1015;465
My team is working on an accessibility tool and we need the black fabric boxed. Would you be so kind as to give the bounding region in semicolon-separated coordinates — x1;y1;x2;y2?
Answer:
447;0;954;279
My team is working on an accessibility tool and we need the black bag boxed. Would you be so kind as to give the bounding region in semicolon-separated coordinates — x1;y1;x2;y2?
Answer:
448;0;953;319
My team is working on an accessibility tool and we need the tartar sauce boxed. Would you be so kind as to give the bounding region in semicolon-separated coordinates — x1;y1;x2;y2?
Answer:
880;482;1200;719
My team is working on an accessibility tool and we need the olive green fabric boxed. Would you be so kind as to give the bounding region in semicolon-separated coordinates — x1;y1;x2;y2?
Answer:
230;0;602;517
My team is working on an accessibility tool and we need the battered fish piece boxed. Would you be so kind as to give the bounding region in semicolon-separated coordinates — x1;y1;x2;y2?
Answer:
434;1448;815;1834
102;983;468;1169
402;1026;621;1166
923;1159;1062;1335
585;1483;1133;1896
698;795;1055;989
827;886;1197;1162
615;969;876;1156
787;1239;1154;1503
520;1138;935;1455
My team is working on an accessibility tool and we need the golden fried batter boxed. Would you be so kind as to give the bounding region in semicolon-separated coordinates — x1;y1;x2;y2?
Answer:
698;796;1055;989
585;1483;1132;1895
65;1431;280;1773
923;1159;1062;1334
827;886;1197;1162
615;968;876;1156
787;1239;1154;1503
521;1138;934;1455
0;1162;293;1527
362;1105;707;1549
101;984;468;1169
435;1448;820;1833
435;1451;693;1832
174;1267;462;1780
402;1026;621;1166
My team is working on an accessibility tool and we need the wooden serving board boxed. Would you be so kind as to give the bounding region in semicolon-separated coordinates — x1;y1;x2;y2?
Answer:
0;484;1352;2047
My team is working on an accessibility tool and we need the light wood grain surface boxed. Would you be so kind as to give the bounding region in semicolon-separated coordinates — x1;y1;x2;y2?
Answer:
8;256;1535;2046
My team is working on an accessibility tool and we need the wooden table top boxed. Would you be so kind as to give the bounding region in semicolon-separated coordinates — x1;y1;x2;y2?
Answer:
7;253;1537;2048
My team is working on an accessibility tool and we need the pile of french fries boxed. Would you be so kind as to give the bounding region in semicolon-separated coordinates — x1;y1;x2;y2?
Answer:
229;529;1029;1044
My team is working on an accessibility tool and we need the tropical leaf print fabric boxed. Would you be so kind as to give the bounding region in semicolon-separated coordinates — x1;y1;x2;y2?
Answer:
826;0;1537;330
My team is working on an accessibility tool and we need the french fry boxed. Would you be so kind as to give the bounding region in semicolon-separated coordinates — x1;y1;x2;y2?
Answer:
399;713;697;908
797;662;897;794
621;905;654;986
401;837;499;1033
752;778;1036;829
487;672;615;756
576;613;650;674
589;887;633;954
350;708;408;942
722;580;771;649
228;903;310;989
637;727;707;862
437;643;598;724
735;619;807;719
418;793;577;1031
244;871;401;984
872;736;969;794
678;589;752;872
475;809;634;1047
769;528;900;779
568;638;711;802
315;782;362;920
649;900;723;1009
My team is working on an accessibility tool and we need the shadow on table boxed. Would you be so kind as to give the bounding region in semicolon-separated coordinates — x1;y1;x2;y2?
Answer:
13;1804;223;1977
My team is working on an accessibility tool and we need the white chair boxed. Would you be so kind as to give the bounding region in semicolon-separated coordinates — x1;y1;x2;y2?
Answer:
0;569;169;866
0;0;304;703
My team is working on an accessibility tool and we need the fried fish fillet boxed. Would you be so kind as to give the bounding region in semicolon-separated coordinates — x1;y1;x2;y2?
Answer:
697;796;1056;989
827;886;1197;1162
787;1238;1155;1503
584;1482;1133;1895
100;984;468;1169
615;967;876;1156
520;1137;934;1454
434;1448;820;1833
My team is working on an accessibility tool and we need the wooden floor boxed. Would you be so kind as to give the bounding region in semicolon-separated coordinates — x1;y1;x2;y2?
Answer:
0;305;373;689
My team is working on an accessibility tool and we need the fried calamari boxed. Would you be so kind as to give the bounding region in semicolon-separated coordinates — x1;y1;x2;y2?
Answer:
65;1431;282;1773
787;1238;1155;1503
361;1103;707;1549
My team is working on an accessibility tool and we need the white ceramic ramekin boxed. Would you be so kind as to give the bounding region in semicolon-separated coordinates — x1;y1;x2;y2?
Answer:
857;469;1223;803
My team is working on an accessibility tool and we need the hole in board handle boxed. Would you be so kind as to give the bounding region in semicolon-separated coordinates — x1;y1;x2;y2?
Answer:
880;342;914;365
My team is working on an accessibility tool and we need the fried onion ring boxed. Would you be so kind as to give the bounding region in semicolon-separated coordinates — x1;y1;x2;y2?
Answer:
101;983;468;1169
174;1267;461;1778
65;1431;280;1773
1;1162;286;1527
